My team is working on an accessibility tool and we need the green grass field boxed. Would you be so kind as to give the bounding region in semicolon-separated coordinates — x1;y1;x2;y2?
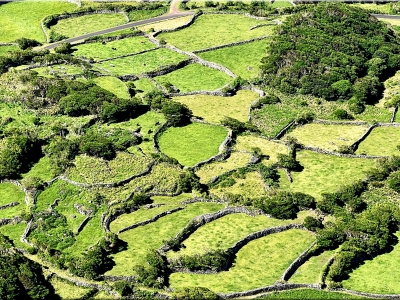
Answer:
198;39;267;79
342;231;400;294
50;13;127;39
0;222;27;249
127;6;166;22
107;202;224;275
289;250;334;284
261;288;366;299
286;150;375;200
138;15;193;32
158;123;228;166
157;14;275;51
95;48;188;76
0;45;18;56
50;277;91;299
285;123;368;152
356;127;400;156
173;90;258;123
170;229;314;293
169;211;314;259
195;152;252;184
155;63;232;93
0;1;76;42
351;3;391;14
131;78;156;98
73;36;155;60
0;182;25;207
92;76;130;99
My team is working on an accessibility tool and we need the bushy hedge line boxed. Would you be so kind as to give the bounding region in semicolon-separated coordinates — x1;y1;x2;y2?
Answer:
170;249;232;272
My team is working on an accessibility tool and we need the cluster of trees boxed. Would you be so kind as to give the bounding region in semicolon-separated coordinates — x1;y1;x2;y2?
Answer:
261;3;400;107
170;249;231;272
0;49;48;74
172;287;220;300
133;249;168;289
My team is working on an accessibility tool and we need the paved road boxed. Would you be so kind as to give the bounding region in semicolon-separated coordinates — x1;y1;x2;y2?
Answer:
44;11;193;50
372;14;400;20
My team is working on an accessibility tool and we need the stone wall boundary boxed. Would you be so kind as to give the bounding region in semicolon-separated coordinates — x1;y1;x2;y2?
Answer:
0;216;22;227
192;36;270;54
140;58;193;78
274;120;296;140
21;219;34;247
153;122;169;153
281;241;316;281
0;202;20;210
312;120;369;126
350;124;377;152
390;106;398;123
95;47;157;63
299;145;382;159
153;12;197;37
75;215;92;235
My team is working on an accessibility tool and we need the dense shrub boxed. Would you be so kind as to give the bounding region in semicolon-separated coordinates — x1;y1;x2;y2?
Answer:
387;170;400;193
332;109;353;120
172;287;220;300
161;100;192;126
133;250;168;289
170;249;231;271
15;38;41;50
54;42;72;54
303;216;323;231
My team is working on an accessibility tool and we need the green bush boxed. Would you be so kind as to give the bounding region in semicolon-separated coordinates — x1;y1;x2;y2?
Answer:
303;216;323;231
332;109;353;120
387;170;400;193
15;38;41;50
172;287;220;300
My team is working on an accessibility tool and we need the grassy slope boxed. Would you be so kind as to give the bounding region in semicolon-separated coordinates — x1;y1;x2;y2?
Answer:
173;90;258;123
92;76;130;99
158;123;227;166
356;127;400;156
0;1;76;42
170;229;314;293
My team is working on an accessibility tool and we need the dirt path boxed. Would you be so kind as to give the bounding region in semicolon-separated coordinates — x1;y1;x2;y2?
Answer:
169;0;182;14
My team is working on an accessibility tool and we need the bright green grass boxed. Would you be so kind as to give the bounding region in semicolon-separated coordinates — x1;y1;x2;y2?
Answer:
0;45;18;56
0;1;75;42
198;39;267;79
285;123;368;152
93;291;118;299
155;63;232;92
0;203;24;219
270;0;293;8
158;123;227;166
50;277;91;300
0;222;27;249
173;90;258;123
233;135;288;164
107;202;224;275
289;250;334;284
169;211;315;259
351;3;391;14
0;182;25;206
170;229;314;293
157;14;275;51
110;193;192;233
286;150;375;200
138;15;193;32
132;78;156;98
356;127;400;156
127;7;166;22
195;152;252;184
95;48;188;76
22;156;56;182
343;231;400;294
73;36;155;60
50;14;127;39
211;171;267;198
260;288;366;299
92;76;130;99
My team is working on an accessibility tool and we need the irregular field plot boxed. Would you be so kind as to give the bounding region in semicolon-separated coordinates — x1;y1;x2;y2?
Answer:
233;135;288;164
158;123;227;166
157;14;274;51
50;277;91;299
198;39;267;79
0;182;25;206
73;36;155;60
0;222;27;249
356;127;400;156
170;229;314;293
132;77;156;97
261;288;365;299
66;152;152;184
92;76;130;99
155;63;232;93
107;202;224;275
173;90;258;123
286;151;375;200
196;152;252;184
285;123;368;152
50;14;127;38
138;15;193;32
95;48;188;75
0;1;75;42
342;231;400;294
289;250;334;284
169;211;313;258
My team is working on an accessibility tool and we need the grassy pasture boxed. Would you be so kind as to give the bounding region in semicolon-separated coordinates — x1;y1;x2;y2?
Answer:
72;36;155;60
343;231;400;294
261;288;365;299
158;122;227;166
289;250;334;284
195;152;252;184
138;15;193;32
155;63;232;92
92;76;130;99
0;222;27;249
0;45;18;56
173;90;258;123
198;39;267;79
50;277;91;299
107;202;224;275
169;229;314;293
0;1;76;42
169;211;315;259
127;6;167;22
356;127;400;156
66;152;152;184
131;78;156;98
285;123;368;152
50;14;127;39
157;14;275;51
0;182;25;207
211;171;267;198
286;150;375;200
233;135;288;164
95;48;188;76
110;193;192;233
